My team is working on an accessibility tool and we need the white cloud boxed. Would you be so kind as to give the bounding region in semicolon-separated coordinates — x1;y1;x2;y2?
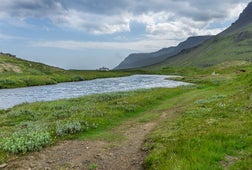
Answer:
48;9;132;34
136;13;223;42
228;2;249;19
34;37;179;52
0;33;27;40
0;0;250;36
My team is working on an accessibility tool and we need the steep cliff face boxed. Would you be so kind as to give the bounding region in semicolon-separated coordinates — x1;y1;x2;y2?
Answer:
114;35;212;70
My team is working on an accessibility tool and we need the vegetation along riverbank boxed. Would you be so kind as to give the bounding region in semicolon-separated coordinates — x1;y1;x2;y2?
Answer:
0;53;146;89
0;61;251;169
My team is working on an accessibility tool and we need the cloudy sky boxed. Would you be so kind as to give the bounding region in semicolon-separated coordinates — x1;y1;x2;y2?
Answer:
0;0;251;69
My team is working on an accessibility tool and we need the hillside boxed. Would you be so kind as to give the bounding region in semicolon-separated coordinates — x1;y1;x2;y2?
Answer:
0;52;64;74
0;53;132;88
148;2;252;69
221;1;252;35
114;36;212;70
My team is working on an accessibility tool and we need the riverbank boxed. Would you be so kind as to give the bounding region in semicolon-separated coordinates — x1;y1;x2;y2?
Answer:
0;75;189;110
0;69;139;89
1;53;142;89
0;62;251;169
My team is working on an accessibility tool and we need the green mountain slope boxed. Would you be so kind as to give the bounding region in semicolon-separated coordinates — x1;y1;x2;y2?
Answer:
0;53;131;88
150;25;252;69
147;2;252;69
114;36;212;70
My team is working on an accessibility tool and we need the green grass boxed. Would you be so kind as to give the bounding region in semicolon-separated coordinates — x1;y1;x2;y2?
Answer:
143;63;252;169
0;87;187;163
0;54;138;88
0;56;251;170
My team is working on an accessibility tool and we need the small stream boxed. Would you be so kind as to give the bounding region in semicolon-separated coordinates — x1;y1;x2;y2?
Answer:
0;75;190;109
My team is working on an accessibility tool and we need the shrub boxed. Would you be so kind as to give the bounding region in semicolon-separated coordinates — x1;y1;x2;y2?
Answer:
56;120;82;136
194;99;212;105
52;110;70;119
0;128;51;154
108;100;138;112
211;94;227;99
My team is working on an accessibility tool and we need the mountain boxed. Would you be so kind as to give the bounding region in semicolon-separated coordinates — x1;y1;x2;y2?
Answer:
114;35;212;70
146;1;252;69
221;1;252;35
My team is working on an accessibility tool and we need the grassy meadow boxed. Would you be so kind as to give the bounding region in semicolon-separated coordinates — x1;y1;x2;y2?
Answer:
0;60;251;169
0;53;141;89
0;87;187;163
143;62;252;169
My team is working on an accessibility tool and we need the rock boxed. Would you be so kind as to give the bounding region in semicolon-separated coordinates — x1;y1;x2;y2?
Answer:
108;153;114;157
82;160;90;165
46;160;54;164
95;153;105;160
0;163;7;168
71;165;80;168
29;163;36;168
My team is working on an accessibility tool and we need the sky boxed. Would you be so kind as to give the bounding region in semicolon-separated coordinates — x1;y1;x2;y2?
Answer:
0;0;251;70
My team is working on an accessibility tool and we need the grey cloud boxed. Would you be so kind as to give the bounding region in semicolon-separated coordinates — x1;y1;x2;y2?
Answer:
0;0;251;35
177;1;238;21
0;0;63;18
2;0;250;19
129;0;251;21
60;0;131;14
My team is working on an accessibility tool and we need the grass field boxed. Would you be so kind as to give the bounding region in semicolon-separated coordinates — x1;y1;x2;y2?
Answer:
143;62;252;169
0;60;251;169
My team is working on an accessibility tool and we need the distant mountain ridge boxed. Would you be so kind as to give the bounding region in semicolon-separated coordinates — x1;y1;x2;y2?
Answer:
114;35;213;70
147;1;252;69
115;1;252;70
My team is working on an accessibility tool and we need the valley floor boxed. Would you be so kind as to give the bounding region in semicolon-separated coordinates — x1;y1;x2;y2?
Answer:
0;61;251;170
6;113;159;170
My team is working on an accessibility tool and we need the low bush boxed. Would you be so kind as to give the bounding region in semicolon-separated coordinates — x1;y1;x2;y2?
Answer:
0;127;51;154
56;120;82;136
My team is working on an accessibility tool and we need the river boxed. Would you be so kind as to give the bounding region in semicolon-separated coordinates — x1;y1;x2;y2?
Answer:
0;75;190;109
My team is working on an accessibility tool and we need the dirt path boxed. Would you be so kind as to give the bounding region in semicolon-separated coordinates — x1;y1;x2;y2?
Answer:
5;119;158;170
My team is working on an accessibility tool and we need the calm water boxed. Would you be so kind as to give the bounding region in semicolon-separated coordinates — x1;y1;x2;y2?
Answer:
0;75;189;109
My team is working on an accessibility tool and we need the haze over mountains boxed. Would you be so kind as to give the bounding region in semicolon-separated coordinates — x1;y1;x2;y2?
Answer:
115;1;252;70
114;36;213;70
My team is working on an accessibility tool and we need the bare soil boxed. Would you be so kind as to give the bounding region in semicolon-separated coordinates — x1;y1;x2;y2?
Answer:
0;63;22;73
4;117;160;170
220;155;239;170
